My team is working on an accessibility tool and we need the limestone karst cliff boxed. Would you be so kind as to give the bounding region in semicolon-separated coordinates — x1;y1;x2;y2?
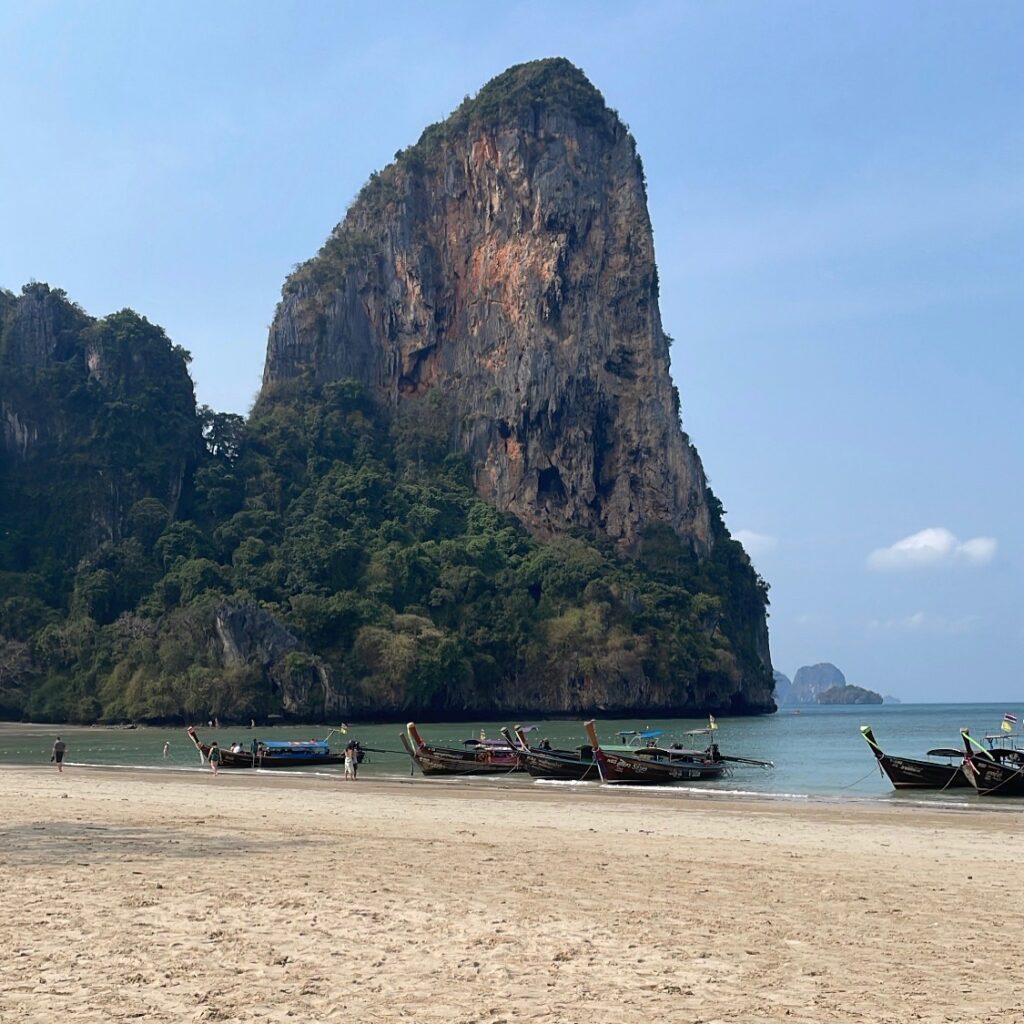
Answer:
0;60;775;723
262;58;712;556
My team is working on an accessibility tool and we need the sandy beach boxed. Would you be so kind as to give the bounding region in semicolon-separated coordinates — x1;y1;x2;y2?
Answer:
1;766;1021;1024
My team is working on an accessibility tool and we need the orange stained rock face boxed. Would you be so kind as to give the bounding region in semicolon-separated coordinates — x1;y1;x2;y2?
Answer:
468;238;559;324
504;434;523;463
470;135;499;171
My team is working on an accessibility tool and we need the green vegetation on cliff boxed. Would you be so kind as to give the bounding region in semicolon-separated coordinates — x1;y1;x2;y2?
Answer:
0;286;771;722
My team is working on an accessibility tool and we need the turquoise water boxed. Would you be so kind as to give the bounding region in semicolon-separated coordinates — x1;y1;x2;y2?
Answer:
2;703;1020;804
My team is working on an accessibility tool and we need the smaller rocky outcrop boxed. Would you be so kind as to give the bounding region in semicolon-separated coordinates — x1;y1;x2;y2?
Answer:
211;603;347;718
816;684;883;706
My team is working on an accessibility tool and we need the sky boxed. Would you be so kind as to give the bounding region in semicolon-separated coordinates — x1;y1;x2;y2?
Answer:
1;0;1021;702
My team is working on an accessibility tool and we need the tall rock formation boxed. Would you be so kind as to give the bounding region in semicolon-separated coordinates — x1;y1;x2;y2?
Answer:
261;58;712;555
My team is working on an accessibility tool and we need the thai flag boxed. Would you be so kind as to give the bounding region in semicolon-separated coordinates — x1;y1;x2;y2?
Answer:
1002;712;1018;733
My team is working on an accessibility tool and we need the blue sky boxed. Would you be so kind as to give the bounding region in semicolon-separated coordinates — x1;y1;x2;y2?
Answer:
2;1;1021;702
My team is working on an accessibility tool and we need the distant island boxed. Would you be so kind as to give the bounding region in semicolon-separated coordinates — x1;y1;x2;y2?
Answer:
774;663;887;706
816;685;883;706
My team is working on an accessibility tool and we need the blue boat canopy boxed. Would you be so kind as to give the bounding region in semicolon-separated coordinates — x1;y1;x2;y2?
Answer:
261;740;330;751
618;729;663;740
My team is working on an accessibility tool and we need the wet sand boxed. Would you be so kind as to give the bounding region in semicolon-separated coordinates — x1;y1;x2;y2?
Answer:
1;765;1021;1023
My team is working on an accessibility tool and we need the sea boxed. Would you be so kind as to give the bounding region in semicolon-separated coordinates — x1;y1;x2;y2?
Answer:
1;703;1020;807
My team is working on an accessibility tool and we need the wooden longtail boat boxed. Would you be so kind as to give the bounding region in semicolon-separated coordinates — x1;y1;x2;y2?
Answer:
859;725;968;790
187;726;350;768
961;729;1024;796
582;720;729;784
401;723;524;776
500;727;602;782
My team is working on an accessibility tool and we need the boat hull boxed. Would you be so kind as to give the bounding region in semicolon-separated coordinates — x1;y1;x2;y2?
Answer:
522;749;600;781
214;749;345;769
594;747;728;784
875;754;968;790
860;725;968;791
402;724;523;776
962;756;1024;796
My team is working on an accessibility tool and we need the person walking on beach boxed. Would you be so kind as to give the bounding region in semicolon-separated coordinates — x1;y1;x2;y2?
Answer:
208;741;221;776
344;742;356;781
51;736;66;773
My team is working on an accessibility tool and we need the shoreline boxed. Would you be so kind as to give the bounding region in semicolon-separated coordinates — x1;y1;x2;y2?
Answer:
2;760;1020;819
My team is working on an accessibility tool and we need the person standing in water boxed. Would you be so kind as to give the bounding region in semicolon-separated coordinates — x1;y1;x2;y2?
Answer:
208;741;221;776
51;736;66;773
162;740;170;758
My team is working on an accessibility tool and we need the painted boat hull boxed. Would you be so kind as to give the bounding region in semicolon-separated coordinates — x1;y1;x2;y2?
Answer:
962;755;1024;796
593;746;728;784
213;748;345;769
860;726;968;790
874;754;967;790
522;748;601;781
402;724;524;776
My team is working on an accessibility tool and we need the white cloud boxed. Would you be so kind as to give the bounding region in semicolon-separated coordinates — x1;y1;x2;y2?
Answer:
867;527;997;571
867;611;982;635
733;530;778;557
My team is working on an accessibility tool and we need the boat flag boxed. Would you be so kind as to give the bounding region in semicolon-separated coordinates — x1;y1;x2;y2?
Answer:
1002;712;1017;733
340;723;349;734
709;714;718;731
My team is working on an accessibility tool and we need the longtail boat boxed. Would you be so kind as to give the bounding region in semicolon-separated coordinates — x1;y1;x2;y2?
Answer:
961;729;1024;796
582;720;729;784
859;725;968;790
187;726;349;768
401;722;524;776
500;726;602;782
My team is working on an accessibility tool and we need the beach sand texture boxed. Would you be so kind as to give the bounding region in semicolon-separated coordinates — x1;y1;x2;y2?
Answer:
1;767;1021;1023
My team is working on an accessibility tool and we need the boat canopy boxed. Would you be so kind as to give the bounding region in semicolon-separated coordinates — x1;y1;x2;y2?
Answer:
618;729;663;740
261;740;330;752
926;748;963;758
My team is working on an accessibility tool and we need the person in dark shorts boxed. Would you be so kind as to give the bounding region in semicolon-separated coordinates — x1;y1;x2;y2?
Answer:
208;741;221;776
51;737;66;773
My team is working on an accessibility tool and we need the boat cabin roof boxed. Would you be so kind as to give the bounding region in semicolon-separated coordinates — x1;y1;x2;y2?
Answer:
983;735;1023;752
617;729;663;741
926;748;963;758
261;740;330;751
633;745;705;759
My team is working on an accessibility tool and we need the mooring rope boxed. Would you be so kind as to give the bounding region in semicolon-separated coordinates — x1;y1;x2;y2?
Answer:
838;765;883;790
